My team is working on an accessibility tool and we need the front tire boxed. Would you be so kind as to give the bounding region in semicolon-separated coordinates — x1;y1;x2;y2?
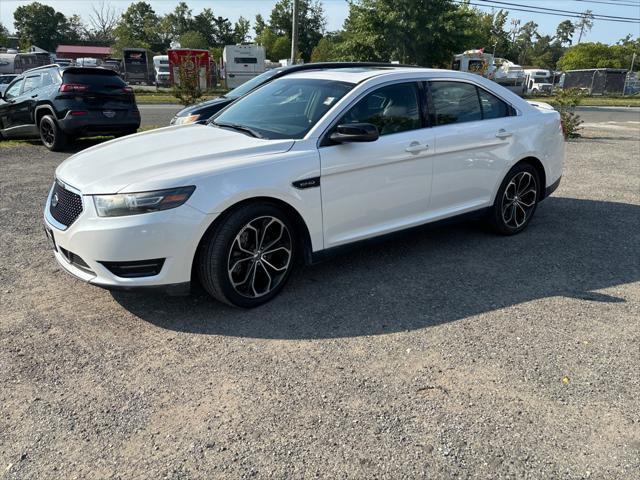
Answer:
39;115;67;151
197;204;297;308
490;163;540;235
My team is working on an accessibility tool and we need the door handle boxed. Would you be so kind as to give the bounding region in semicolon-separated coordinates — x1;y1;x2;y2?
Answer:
495;129;512;139
31;94;38;98
405;141;430;153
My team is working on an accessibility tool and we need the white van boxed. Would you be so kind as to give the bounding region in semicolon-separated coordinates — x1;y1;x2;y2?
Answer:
222;44;266;89
524;69;553;95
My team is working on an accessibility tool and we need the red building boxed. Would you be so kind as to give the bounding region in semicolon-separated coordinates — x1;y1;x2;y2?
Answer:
55;45;113;61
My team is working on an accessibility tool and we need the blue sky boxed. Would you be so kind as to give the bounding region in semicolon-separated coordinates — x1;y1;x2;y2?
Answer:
1;0;638;45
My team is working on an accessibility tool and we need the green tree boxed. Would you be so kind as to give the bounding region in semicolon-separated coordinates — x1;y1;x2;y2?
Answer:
555;20;575;47
268;0;326;61
514;21;538;65
113;1;160;52
233;16;251;44
310;37;336;62
166;2;195;39
0;23;9;46
214;16;235;45
254;14;267;37
179;30;208;49
13;2;77;51
558;41;639;71
336;0;477;67
194;8;218;46
575;10;594;44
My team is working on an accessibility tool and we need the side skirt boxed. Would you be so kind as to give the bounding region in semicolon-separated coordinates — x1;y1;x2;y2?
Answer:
308;207;491;265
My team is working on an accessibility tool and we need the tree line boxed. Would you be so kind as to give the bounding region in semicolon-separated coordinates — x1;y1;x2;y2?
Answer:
1;0;638;72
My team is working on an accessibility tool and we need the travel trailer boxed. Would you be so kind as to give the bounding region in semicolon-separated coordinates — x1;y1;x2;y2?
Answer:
524;69;554;95
123;48;153;85
452;49;526;95
222;44;266;89
153;55;170;87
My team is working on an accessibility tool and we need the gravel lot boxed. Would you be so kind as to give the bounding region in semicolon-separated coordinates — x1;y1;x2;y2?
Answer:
1;124;639;479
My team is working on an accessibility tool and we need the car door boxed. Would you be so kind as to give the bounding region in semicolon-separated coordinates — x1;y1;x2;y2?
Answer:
319;81;435;248
426;80;517;218
0;77;25;136
14;73;42;129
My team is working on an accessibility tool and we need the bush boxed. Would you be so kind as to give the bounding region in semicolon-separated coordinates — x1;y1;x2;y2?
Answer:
555;88;583;139
172;56;204;106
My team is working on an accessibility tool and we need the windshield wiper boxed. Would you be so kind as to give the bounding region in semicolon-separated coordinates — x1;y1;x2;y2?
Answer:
211;121;263;139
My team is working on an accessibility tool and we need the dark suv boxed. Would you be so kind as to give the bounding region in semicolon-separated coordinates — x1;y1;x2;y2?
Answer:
0;65;140;150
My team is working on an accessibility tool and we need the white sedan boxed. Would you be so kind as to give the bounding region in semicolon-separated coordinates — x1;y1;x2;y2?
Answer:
44;67;564;307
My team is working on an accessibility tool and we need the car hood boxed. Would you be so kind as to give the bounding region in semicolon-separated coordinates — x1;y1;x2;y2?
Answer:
56;125;294;194
175;96;231;117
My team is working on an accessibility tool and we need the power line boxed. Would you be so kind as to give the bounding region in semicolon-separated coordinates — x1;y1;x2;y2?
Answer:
475;0;640;20
571;0;640;6
457;1;640;22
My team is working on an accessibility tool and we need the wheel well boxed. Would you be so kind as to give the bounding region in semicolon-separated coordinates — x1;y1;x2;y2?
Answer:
34;105;55;126
191;197;314;282
518;157;546;199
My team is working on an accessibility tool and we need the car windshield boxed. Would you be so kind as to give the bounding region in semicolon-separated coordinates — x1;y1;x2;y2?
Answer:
225;68;282;99
211;78;353;140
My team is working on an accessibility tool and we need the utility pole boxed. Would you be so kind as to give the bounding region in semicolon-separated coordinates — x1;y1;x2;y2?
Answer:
290;0;299;65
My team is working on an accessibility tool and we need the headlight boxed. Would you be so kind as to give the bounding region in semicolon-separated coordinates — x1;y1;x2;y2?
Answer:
172;114;201;125
93;186;195;217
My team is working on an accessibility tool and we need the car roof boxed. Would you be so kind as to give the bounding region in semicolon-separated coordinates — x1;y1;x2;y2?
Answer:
282;66;442;83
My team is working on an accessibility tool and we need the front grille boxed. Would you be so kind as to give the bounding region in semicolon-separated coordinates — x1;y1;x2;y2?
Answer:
50;181;83;227
100;259;165;278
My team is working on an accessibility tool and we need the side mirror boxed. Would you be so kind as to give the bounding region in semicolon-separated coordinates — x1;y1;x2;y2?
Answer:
329;123;379;143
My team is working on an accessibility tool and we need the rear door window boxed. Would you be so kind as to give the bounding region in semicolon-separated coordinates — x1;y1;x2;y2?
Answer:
23;74;42;93
477;88;510;119
430;81;482;126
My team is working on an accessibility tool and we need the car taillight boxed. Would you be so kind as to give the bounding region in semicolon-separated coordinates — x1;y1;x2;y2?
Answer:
59;83;89;92
122;86;134;94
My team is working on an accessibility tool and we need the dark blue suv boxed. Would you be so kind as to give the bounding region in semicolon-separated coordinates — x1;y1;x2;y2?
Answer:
0;65;140;151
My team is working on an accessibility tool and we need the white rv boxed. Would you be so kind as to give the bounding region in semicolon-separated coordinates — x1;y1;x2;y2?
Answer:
153;55;170;87
222;44;266;89
452;49;526;95
523;69;553;95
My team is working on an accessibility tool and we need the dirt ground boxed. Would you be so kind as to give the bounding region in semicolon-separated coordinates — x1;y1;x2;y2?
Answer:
1;123;639;479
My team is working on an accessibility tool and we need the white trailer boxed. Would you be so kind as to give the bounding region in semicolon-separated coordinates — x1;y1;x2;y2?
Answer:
153;55;170;87
452;49;526;96
222;44;266;89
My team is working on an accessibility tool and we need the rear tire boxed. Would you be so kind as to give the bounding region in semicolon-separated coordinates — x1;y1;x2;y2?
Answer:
39;115;67;151
197;203;297;308
489;163;540;235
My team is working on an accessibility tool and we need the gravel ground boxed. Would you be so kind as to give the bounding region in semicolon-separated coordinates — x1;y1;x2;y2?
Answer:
1;124;639;479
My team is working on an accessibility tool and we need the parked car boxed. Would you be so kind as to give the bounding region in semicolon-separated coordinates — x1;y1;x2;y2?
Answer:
44;67;564;308
0;65;140;150
170;62;417;125
0;74;18;95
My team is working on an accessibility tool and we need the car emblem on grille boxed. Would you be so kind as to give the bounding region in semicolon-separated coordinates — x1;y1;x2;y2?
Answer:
51;193;59;207
103;110;116;118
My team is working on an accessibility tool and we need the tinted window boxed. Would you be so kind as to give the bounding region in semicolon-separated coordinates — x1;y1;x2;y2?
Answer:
234;57;257;64
213;78;353;140
4;79;24;99
41;71;54;86
478;88;510;119
430;81;481;125
0;76;17;85
226;68;281;99
339;83;421;136
23;74;42;93
63;71;126;88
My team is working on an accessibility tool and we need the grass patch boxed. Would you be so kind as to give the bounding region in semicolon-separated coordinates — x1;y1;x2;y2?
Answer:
526;96;640;107
134;89;228;105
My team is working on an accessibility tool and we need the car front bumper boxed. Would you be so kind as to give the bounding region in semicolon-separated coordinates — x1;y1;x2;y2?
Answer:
43;183;217;293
